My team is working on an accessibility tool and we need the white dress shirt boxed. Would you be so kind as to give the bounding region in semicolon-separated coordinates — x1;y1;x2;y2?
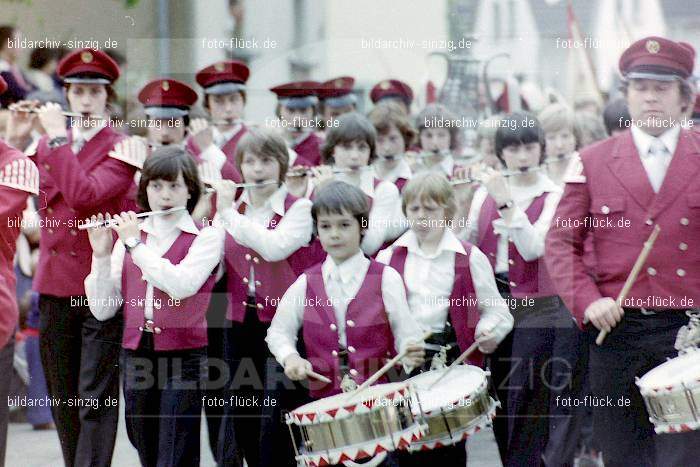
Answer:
198;122;243;171
376;229;513;344
215;185;312;262
336;170;407;256
464;173;562;273
71;120;107;153
372;158;413;185
85;210;224;321
266;250;424;366
631;124;680;193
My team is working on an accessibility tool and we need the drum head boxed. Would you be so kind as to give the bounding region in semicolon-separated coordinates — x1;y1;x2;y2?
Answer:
638;352;700;391
409;365;486;413
292;382;409;416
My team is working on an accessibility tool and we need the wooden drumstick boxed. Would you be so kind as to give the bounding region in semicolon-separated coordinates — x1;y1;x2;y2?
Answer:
596;225;661;345
306;370;332;384
345;331;433;402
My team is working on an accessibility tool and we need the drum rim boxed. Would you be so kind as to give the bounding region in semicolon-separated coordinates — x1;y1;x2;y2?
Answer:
637;352;700;395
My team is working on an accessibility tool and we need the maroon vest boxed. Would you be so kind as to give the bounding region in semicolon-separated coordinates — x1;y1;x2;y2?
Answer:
388;243;484;366
303;260;395;399
294;132;322;167
224;194;322;323
121;228;216;351
477;193;556;297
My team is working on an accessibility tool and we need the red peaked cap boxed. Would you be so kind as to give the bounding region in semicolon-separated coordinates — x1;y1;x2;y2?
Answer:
57;48;120;83
619;36;695;80
138;78;198;107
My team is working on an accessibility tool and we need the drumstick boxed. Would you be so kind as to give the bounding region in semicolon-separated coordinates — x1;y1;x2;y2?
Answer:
427;321;502;390
306;370;332;384
345;331;433;402
78;206;186;230
596;225;661;345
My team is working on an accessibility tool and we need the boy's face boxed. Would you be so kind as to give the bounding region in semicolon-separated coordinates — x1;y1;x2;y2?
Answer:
544;128;576;158
147;118;186;146
332;139;371;169
501;141;541;172
316;210;363;263
208;92;245;122
420;127;451;152
146;172;190;214
66;83;108;116
376;124;405;165
405;196;446;244
279;105;314;129
240;150;281;195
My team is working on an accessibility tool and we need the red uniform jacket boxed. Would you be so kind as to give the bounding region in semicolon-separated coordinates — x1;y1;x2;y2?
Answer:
33;127;135;297
546;129;700;327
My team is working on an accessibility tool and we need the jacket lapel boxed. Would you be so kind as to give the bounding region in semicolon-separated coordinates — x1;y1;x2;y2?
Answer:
606;131;655;210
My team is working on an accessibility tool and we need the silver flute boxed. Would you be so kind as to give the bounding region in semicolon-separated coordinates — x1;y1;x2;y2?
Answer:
78;206;186;230
204;179;278;193
450;165;543;186
285;166;371;177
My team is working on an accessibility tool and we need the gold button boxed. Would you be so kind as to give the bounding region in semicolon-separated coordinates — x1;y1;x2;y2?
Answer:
70;229;78;236
253;257;260;264
346;320;355;327
601;205;610;214
255;280;261;286
245;254;252;261
509;281;517;287
647;267;657;276
645;219;653;226
241;301;247;306
349;369;359;377
679;243;688;251
330;323;337;331
50;249;57;256
154;327;162;334
47;207;53;214
47;228;54;234
43;163;50;171
348;346;356;353
242;277;249;284
138;326;144;332
508;259;515;265
489;252;495;257
69;251;77;257
332;350;338;357
680;218;689;226
256;303;263;309
677;269;686;277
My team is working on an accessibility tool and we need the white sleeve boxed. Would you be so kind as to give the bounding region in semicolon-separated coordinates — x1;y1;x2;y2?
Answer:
362;182;405;256
494;191;563;261
216;199;313;262
84;242;125;321
130;226;224;301
199;144;227;172
381;265;425;354
266;274;307;366
374;247;393;265
461;187;487;244
469;247;514;344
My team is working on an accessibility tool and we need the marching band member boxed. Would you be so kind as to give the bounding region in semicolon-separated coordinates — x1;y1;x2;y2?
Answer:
270;80;322;167
32;48;136;467
266;180;425;466
318;76;356;125
376;172;513;466
370;78;414;115
602;98;632;136
211;127;314;467
0;75;40;464
546;36;700;467
311;112;407;256
539;103;579;186
368;101;416;192
463;112;574;466
412;103;463;178
84;147;223;467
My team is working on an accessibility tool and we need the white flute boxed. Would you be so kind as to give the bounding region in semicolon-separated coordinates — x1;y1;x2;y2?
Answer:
15;108;101;119
78;206;186;230
204;179;278;193
450;165;543;186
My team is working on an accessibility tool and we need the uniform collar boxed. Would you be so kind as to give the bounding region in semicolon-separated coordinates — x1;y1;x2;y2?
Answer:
140;209;199;236
631;124;680;157
394;228;466;259
322;249;367;285
72;119;106;143
510;172;562;201
212;121;243;146
373;157;412;182
237;184;287;216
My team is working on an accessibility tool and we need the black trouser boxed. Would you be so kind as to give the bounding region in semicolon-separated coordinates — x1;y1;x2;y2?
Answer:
0;338;14;467
204;276;229;462
587;309;700;467
38;294;121;467
397;441;466;466
218;301;269;467
505;296;583;467
122;333;207;467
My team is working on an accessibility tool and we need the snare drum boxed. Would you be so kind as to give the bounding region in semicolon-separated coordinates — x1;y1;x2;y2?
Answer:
286;382;425;466
408;365;497;451
637;351;700;433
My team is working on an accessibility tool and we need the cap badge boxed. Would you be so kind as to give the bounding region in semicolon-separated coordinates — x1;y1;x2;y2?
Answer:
335;79;344;88
646;40;660;54
161;80;170;91
379;80;390;90
215;62;226;72
81;51;93;63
